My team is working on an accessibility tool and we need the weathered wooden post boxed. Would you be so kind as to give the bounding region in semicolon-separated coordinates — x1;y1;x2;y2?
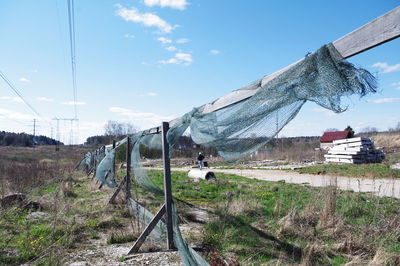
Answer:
161;122;174;250
126;136;132;200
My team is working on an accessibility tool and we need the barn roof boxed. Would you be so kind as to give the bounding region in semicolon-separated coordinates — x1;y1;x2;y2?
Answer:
320;130;350;143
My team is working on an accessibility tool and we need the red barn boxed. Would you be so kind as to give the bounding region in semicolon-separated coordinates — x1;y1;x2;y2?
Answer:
320;130;351;150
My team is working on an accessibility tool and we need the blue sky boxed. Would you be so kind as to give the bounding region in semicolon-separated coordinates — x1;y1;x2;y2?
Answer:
0;0;399;144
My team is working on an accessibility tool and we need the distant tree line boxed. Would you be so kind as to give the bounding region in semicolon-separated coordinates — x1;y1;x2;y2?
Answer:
0;131;62;146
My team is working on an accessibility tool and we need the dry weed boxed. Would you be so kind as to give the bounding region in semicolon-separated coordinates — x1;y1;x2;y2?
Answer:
300;243;328;266
319;183;337;228
61;181;77;198
227;196;262;216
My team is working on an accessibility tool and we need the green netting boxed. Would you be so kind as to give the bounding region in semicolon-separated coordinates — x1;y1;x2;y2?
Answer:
95;148;118;188
168;43;376;161
128;198;167;241
79;43;377;266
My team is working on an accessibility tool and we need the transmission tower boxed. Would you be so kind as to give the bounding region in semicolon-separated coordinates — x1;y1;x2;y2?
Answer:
53;117;79;145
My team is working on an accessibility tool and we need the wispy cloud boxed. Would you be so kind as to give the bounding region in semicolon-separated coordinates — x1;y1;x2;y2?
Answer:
109;106;174;129
390;82;400;90
165;46;177;51
19;77;30;83
157;37;172;44
0;108;35;121
116;4;175;34
313;107;337;117
123;33;135;39
159;52;192;66
210;49;220;55
36;97;54;102
372;62;400;73
146;92;158;96
143;0;188;10
61;101;87;105
0;96;24;103
32;69;38;73
368;98;400;104
176;38;189;44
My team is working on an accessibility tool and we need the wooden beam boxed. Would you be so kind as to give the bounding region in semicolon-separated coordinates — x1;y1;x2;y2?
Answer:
200;6;400;114
109;175;127;204
128;204;166;254
132;7;400;134
333;6;400;58
126;136;132;200
161;122;174;250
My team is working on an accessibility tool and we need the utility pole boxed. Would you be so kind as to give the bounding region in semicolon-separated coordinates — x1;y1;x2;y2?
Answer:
33;118;36;148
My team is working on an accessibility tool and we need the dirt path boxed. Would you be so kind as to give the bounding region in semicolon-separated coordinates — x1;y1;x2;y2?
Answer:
165;167;400;199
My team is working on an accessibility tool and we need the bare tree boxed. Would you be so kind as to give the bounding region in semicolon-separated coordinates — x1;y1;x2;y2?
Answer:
324;128;339;132
360;126;378;133
104;120;137;136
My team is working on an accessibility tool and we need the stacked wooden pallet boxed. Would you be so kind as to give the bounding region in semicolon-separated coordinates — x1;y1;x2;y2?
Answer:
324;137;385;164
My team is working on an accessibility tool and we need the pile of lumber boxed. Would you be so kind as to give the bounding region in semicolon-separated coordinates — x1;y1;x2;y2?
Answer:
325;137;385;164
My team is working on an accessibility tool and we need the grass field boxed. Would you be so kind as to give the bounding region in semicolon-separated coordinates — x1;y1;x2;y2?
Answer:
296;163;400;179
1;146;399;265
147;170;400;265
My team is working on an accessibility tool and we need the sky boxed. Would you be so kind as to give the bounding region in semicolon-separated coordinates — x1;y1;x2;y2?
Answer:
0;0;399;144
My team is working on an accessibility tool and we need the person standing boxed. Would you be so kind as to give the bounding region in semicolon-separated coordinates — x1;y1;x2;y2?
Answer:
197;152;205;170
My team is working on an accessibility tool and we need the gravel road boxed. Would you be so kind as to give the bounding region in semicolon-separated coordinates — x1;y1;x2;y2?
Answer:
168;167;400;199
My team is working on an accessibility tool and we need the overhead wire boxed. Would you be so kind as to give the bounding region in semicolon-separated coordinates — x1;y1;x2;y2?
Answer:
0;70;54;134
0;70;42;118
67;0;78;119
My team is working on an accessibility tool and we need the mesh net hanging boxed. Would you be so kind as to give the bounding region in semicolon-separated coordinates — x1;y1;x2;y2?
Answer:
80;43;377;266
168;44;376;161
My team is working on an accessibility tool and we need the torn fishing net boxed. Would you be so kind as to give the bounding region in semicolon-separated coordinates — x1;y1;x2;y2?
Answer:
168;43;377;161
129;133;210;265
81;43;377;266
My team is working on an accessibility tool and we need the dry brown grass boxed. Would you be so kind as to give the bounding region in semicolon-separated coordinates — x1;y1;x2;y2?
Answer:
0;146;91;195
226;196;262;216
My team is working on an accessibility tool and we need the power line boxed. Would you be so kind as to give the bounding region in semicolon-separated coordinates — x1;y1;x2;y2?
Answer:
0;70;43;118
67;0;78;119
0;70;54;134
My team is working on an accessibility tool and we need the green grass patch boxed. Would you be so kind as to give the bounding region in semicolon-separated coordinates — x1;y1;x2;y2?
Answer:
107;232;137;244
296;163;400;179
143;170;400;265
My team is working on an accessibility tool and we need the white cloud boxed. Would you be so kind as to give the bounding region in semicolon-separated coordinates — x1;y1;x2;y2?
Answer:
109;106;174;129
372;62;400;73
165;46;177;51
19;77;30;82
390;82;400;90
32;69;38;73
36;97;54;102
0;108;35;121
210;49;220;55
176;38;189;44
123;33;135;39
157;37;172;44
143;0;188;10
61;101;87;105
368;98;400;104
0;96;24;103
159;52;192;66
116;5;175;34
146;92;158;96
313;107;337;117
